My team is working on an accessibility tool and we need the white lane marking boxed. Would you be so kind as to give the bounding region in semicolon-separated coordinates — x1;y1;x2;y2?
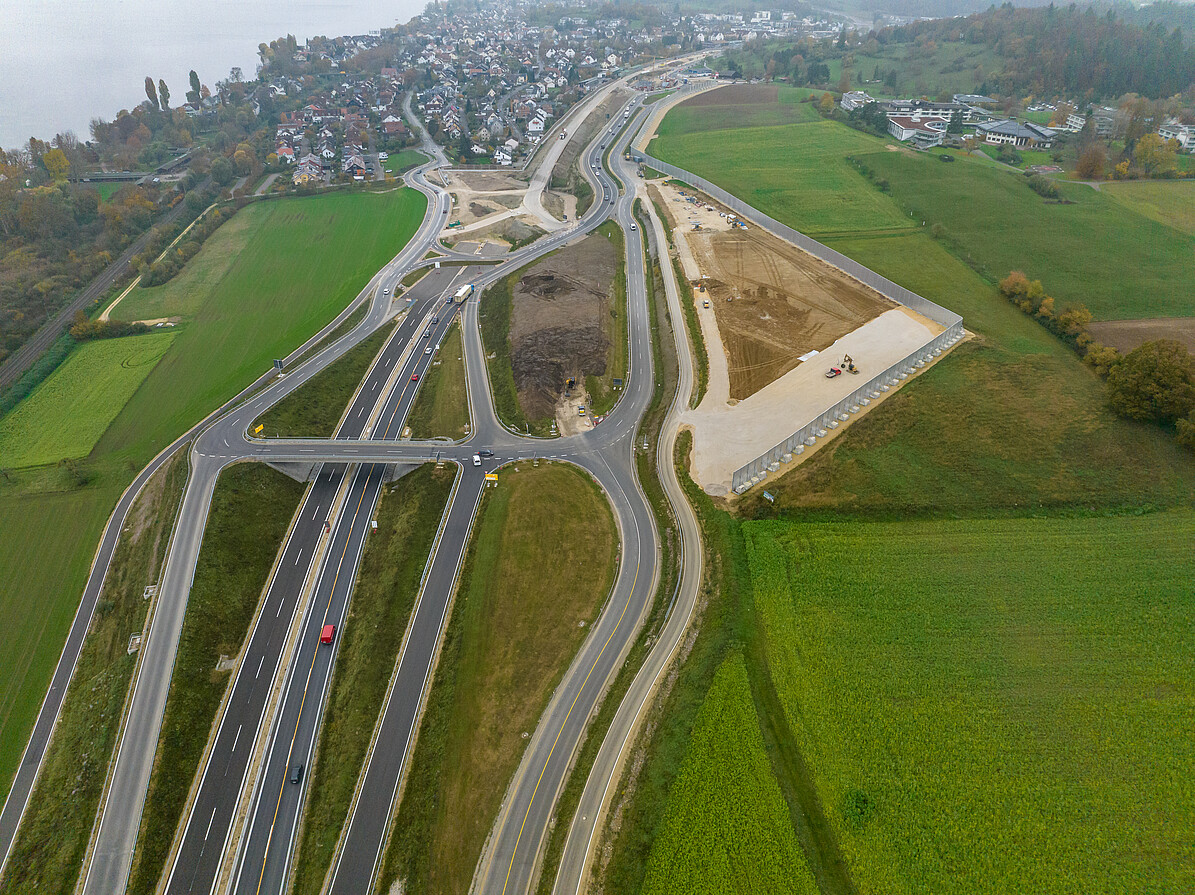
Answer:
294;548;303;566
205;805;217;840
256;656;265;678
231;724;242;752
312;504;322;519
276;599;283;618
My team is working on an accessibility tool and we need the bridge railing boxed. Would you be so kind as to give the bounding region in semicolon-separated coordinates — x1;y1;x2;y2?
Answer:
634;149;965;493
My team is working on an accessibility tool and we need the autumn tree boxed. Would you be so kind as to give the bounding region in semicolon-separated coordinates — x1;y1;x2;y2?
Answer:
818;92;835;114
145;76;159;109
157;79;170;111
1106;340;1195;425
1076;145;1106;180
1132;133;1178;176
42;148;70;181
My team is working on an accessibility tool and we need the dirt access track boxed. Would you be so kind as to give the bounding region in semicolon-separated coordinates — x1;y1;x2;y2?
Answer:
652;180;893;399
509;233;619;421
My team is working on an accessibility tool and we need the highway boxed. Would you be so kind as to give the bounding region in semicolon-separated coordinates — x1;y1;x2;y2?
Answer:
7;61;713;895
158;269;471;895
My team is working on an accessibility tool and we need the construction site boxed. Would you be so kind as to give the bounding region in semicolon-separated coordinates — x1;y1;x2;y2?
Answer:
646;175;952;496
508;233;620;431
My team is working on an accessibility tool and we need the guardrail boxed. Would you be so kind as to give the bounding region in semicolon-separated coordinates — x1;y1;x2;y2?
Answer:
635;137;965;493
728;322;964;492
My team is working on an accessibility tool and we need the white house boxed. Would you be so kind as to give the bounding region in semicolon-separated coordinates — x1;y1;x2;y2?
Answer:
840;91;874;112
975;119;1057;148
886;115;944;146
1158;123;1195;152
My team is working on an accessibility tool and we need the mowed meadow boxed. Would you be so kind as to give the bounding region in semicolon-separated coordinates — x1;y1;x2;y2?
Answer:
0;187;426;803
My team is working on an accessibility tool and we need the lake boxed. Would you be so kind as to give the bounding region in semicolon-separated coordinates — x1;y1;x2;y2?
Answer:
0;0;428;150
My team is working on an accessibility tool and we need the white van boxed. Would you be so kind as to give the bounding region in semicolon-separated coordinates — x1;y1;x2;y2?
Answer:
472;454;482;467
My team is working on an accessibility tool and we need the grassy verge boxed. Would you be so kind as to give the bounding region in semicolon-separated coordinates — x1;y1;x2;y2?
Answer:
126;464;304;895
597;431;755;893
646;193;707;407
534;207;681;895
252;324;393;438
401;267;430;289
478;268;533;434
406;321;469;439
0;448;188;895
639;653;818;895
585;220;627;417
283;301;370;375
376;463;618;895
291;464;455;895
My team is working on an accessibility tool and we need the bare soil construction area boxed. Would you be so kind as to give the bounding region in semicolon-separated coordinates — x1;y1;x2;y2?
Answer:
1087;317;1195;354
652;180;893;399
509;234;619;420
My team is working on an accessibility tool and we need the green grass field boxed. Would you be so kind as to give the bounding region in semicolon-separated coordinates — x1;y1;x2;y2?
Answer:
99;188;426;464
640;653;818;895
127;464;303;895
746;512;1195;895
95;182;123;202
0;476;127;804
0;450;186;895
379;463;617;895
292;465;455;895
654;90;1195;320
384;149;428;175
406;320;469;439
0;333;174;468
1102;180;1195;236
856;148;1195;320
655;87;820;134
652;119;913;236
742;230;1195;515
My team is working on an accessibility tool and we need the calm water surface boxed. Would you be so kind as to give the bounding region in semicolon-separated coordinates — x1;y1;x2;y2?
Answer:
0;0;426;150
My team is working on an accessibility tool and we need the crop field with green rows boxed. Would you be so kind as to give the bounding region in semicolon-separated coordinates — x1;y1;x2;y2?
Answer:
640;653;818;895
746;511;1195;895
0;332;174;469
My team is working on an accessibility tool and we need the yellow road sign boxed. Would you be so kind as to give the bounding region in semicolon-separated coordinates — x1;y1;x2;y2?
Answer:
254;424;264;434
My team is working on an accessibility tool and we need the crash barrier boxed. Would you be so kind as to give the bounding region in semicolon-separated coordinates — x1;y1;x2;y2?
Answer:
634;152;965;492
728;322;964;492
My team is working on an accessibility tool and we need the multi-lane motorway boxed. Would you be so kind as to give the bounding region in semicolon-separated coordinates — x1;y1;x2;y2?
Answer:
5;61;711;895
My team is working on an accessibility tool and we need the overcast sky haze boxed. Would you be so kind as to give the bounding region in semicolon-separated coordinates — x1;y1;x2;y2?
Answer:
0;0;428;150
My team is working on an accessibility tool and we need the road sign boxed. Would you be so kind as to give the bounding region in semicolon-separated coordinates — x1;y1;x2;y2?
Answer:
273;359;284;371
484;473;498;482
254;424;264;435
763;491;775;503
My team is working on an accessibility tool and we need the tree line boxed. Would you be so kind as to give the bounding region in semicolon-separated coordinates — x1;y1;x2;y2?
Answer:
880;4;1195;101
999;271;1195;449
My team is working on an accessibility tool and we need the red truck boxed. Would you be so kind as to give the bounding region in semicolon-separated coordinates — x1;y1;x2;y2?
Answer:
320;624;336;645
